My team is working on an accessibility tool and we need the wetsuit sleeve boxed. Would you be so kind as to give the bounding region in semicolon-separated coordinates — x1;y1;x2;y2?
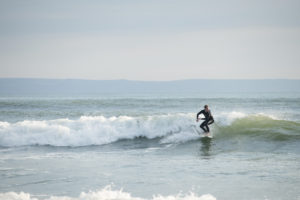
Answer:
196;110;204;120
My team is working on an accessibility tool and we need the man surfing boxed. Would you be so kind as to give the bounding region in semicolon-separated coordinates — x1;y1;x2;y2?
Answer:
196;105;214;134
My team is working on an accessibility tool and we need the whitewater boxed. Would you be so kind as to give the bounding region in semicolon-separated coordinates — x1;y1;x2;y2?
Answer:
1;112;300;147
0;94;300;200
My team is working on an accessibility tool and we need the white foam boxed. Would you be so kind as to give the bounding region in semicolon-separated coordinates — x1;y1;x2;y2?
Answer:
0;192;37;200
0;112;283;147
0;186;216;200
0;114;195;147
214;111;283;126
216;111;247;126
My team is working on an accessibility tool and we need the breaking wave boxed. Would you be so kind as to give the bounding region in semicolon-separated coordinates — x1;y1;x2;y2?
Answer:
0;185;217;200
0;112;299;147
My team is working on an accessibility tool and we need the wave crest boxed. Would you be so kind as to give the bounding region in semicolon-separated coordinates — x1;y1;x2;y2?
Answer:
215;114;300;140
0;113;299;147
0;114;192;147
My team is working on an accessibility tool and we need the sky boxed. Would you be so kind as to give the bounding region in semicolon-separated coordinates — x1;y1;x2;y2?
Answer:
0;0;300;81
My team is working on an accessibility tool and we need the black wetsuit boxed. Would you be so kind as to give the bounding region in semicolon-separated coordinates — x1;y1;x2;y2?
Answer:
196;109;214;132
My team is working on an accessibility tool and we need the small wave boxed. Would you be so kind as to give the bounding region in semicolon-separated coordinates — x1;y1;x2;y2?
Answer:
0;185;216;200
0;113;299;147
215;114;300;141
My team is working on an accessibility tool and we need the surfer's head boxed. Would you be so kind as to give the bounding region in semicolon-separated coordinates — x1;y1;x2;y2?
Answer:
204;105;208;111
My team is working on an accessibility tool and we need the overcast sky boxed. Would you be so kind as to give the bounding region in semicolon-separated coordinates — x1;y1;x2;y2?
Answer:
0;0;299;80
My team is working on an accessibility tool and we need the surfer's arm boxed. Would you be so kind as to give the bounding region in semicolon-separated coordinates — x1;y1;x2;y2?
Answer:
196;110;204;121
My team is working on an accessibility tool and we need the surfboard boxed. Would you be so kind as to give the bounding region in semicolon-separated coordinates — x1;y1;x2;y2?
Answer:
201;132;213;138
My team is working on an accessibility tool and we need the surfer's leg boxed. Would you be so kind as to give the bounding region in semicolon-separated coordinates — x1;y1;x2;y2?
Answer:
207;119;214;125
206;119;214;132
206;124;210;132
200;121;208;132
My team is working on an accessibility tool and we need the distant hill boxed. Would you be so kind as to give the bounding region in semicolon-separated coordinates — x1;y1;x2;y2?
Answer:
0;78;299;95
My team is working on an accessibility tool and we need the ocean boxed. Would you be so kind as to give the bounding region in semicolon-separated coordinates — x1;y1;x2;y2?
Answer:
0;92;300;200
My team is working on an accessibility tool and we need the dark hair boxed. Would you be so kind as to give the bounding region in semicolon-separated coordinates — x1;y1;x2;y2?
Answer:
204;105;208;108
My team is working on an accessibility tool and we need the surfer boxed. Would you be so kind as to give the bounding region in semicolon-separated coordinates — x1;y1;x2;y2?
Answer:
196;105;214;133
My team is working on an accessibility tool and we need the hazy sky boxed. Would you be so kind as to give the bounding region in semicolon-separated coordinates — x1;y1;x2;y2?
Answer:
0;0;300;80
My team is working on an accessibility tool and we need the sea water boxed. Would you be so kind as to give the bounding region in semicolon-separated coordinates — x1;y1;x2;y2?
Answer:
0;93;300;200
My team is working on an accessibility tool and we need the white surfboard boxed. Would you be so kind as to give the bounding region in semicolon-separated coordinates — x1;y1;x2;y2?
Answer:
201;132;213;138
